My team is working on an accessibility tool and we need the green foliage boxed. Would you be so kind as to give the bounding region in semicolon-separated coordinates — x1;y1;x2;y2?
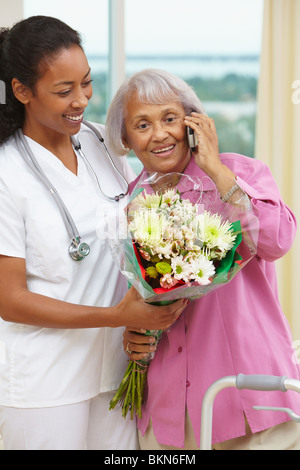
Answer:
212;113;256;157
85;72;108;123
188;73;257;102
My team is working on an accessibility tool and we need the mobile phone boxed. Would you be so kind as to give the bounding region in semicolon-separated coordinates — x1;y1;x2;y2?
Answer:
187;126;198;152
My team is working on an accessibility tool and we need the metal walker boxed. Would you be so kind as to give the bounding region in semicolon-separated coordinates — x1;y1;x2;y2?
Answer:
200;374;300;450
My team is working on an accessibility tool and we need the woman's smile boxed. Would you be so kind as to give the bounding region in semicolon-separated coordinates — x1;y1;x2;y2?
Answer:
62;111;84;125
151;144;176;157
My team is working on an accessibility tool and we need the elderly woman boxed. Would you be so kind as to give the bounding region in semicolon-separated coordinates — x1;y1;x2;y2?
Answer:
106;69;300;450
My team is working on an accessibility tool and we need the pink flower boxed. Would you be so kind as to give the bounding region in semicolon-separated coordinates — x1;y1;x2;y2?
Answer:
160;273;179;289
139;249;151;261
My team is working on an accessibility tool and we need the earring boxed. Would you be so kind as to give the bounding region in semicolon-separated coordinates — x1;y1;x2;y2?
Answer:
122;143;131;152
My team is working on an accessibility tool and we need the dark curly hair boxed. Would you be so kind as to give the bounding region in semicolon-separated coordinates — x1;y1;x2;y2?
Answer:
0;16;82;145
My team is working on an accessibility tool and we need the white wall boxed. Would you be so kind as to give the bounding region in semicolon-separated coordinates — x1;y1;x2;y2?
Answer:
0;0;23;27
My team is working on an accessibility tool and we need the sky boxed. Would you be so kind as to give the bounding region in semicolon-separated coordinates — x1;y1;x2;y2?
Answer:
24;0;263;56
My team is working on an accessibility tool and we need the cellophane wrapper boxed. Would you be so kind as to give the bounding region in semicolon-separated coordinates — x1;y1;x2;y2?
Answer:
108;172;258;419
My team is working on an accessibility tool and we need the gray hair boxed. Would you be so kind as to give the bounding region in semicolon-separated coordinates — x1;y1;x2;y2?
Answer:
105;68;206;156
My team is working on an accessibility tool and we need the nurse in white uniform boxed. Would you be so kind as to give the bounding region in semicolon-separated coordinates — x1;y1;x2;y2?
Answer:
0;16;185;450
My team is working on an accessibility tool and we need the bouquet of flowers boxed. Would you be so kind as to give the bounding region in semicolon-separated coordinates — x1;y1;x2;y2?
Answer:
109;172;257;419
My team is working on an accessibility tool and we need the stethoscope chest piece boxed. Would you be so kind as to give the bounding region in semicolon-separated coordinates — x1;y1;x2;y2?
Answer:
69;237;90;261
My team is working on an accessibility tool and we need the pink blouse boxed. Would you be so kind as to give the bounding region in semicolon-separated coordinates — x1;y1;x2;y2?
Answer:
129;153;300;447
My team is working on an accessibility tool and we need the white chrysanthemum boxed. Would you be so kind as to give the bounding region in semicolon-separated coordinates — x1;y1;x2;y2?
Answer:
171;255;193;282
129;210;168;245
190;254;215;285
132;191;162;209
197;211;236;258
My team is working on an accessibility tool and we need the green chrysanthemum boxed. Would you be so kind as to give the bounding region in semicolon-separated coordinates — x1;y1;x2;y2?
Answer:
155;261;172;275
146;266;159;279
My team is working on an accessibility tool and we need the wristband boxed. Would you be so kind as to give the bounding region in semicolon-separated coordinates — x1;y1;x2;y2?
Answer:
220;183;240;203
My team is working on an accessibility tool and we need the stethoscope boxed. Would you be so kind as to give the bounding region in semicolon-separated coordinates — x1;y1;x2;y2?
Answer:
15;121;129;262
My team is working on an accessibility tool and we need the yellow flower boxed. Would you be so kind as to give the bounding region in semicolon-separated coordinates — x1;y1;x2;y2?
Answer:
146;266;159;279
155;261;172;275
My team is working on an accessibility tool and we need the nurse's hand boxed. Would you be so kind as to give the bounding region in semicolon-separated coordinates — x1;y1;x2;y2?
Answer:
116;286;187;331
123;327;157;362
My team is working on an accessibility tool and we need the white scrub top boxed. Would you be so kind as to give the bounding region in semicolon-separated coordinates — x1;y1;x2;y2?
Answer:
0;122;136;408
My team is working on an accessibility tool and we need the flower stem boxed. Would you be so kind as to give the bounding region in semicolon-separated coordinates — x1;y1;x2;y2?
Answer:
131;369;136;420
109;361;133;410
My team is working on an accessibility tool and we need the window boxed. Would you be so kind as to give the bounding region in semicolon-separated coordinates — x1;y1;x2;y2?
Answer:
24;0;263;173
24;0;109;123
125;0;263;163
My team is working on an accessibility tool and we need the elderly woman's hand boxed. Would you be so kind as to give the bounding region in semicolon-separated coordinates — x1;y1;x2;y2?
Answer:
123;327;157;362
184;113;222;177
184;113;239;197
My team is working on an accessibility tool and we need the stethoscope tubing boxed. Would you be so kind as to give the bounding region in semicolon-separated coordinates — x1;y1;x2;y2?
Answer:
15;122;129;260
73;120;129;202
16;129;80;242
